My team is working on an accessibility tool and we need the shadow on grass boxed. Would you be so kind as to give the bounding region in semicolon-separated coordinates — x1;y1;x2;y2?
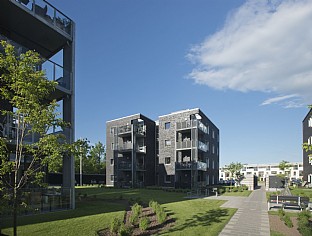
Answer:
1;187;192;228
163;208;230;234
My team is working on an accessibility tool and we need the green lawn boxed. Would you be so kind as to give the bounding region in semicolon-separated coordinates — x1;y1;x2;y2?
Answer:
1;187;236;236
221;191;252;197
290;187;312;200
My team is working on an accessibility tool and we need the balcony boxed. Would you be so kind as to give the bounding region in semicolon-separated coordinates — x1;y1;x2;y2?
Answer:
197;120;208;134
0;35;71;96
136;163;145;171
136;146;146;153
175;161;207;171
0;1;73;58
198;141;208;152
13;0;73;37
118;125;132;136
176;120;197;130
136;125;146;136
118;142;132;152
176;140;195;150
118;162;132;170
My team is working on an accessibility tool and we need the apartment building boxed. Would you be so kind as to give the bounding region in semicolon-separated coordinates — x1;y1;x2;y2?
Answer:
303;109;312;183
106;114;156;188
106;108;220;189
0;0;75;208
219;162;303;182
158;108;219;189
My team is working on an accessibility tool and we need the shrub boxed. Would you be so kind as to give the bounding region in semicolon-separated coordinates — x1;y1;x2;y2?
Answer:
118;222;132;236
278;209;285;221
139;217;150;231
110;218;121;234
283;215;293;228
131;203;143;217
156;207;167;224
297;210;312;236
232;187;238;192
218;188;225;194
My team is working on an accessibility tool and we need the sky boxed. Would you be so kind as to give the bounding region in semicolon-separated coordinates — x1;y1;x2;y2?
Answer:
48;0;312;166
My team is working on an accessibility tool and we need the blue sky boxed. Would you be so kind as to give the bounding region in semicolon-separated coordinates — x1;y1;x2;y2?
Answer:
49;0;312;166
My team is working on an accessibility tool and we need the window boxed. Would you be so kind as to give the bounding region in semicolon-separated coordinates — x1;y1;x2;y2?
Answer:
110;175;114;182
308;136;312;145
212;130;215;139
110;127;115;134
212;160;215;169
111;143;115;150
110;159;114;165
165;157;171;164
309;117;312;127
165;175;171;183
212;145;215;154
165;140;171;146
212;175;215;184
271;171;277;174
165;122;170;129
207;158;210;168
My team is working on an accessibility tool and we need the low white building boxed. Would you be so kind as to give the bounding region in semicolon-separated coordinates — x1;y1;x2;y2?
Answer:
219;162;303;182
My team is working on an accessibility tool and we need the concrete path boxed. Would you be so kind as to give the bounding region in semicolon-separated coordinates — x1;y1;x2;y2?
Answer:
208;184;270;236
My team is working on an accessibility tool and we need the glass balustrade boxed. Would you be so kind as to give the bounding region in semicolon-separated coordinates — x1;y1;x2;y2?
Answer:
14;0;73;37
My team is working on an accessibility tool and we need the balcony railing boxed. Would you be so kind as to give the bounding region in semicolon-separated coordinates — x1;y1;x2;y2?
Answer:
136;146;146;153
136;125;146;136
0;35;71;91
118;125;132;135
118;142;132;151
175;161;207;171
197;120;208;134
14;0;73;37
118;162;132;170
198;141;208;152
176;120;197;130
176;140;194;149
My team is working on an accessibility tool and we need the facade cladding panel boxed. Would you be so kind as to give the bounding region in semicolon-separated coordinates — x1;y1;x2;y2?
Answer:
106;108;220;189
303;109;312;183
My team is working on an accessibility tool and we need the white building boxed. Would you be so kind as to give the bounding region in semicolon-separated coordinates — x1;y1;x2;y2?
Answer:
219;162;303;182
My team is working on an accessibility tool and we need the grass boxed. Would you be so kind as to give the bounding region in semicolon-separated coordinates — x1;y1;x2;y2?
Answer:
161;199;236;235
1;187;236;236
270;230;285;236
221;191;252;197
290;187;312;200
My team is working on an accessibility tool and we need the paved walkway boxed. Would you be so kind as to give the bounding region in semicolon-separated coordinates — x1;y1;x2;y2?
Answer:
208;184;270;236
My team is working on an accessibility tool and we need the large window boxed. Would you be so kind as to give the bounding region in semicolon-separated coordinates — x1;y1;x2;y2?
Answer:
165;122;170;129
165;157;171;165
110;175;114;181
110;159;114;165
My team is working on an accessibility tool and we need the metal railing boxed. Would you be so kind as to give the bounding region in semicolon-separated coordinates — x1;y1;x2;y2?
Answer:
118;142;132;151
176;120;197;130
176;140;194;149
0;34;71;91
176;161;207;171
118;162;132;170
14;0;73;37
198;141;208;152
118;125;131;134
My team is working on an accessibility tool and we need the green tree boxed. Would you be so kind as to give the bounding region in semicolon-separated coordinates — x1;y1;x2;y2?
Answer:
278;160;291;186
89;141;105;174
0;41;71;236
227;162;244;187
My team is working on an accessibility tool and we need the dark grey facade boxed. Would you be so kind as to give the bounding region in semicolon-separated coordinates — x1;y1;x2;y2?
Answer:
106;114;156;188
303;109;312;183
0;0;75;208
106;108;219;189
158;108;219;189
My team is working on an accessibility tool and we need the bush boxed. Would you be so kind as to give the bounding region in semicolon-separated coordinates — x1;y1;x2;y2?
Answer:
119;222;132;236
232;187;238;192
110;218;121;234
297;210;312;236
283;215;293;228
129;213;139;225
139;217;150;231
156;207;167;224
218;188;225;194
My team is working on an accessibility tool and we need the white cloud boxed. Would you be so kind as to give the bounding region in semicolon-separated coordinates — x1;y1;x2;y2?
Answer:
188;0;312;107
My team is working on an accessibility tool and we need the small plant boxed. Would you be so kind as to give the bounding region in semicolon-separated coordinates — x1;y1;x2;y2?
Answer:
110;217;121;234
139;217;150;231
283;215;293;228
297;210;312;236
218;188;225;194
156;207;167;224
129;213;139;225
278;208;285;221
119;222;132;236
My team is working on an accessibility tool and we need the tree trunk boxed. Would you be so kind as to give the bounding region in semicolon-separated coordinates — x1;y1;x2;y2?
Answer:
13;187;17;236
